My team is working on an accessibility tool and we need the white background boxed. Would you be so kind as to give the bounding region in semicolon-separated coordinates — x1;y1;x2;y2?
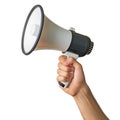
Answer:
0;0;120;119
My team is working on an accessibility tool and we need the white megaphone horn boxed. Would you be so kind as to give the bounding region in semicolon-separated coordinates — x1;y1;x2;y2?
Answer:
21;4;94;87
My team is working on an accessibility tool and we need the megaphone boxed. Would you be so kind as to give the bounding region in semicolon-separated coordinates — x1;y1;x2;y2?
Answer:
21;4;94;87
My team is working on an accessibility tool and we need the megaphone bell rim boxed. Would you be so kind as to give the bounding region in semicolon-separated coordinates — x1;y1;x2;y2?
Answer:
21;5;44;55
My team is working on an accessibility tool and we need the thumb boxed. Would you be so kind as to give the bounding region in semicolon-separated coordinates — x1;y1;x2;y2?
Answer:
65;57;76;66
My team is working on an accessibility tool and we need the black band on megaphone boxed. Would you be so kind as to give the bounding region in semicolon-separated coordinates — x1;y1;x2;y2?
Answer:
66;31;93;57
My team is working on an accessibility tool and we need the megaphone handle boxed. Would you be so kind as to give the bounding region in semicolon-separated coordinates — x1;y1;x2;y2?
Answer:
59;51;79;88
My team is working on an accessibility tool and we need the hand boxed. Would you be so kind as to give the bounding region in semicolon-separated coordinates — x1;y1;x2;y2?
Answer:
57;55;86;96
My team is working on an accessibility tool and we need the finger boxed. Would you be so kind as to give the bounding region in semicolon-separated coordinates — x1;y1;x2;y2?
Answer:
65;57;76;66
58;62;74;72
58;55;67;64
57;69;74;79
57;75;69;82
58;55;77;67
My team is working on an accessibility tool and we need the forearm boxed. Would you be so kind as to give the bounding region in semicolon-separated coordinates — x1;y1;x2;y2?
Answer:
74;83;109;120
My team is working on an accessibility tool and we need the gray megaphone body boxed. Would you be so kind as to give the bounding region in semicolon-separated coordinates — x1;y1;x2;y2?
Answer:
21;5;94;87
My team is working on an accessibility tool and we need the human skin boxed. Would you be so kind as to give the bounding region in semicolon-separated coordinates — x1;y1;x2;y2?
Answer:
57;55;109;120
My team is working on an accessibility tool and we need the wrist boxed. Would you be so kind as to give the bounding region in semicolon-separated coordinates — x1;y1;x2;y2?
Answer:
73;82;91;100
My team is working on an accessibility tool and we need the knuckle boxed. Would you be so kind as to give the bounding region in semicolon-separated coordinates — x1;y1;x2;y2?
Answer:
57;69;60;74
65;72;70;77
69;57;75;63
57;62;61;68
58;76;69;82
64;67;70;72
59;55;67;62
